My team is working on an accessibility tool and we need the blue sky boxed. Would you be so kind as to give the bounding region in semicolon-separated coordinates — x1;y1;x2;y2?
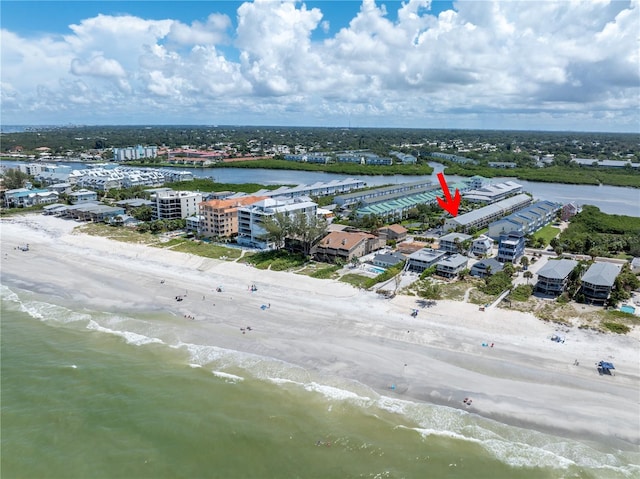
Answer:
1;0;638;132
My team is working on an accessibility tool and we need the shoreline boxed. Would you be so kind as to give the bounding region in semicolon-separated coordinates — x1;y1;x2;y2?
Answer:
1;213;639;449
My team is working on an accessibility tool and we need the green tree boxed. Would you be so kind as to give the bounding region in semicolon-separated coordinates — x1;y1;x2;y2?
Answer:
2;169;31;189
262;212;291;249
132;205;153;222
481;271;512;295
503;262;516;277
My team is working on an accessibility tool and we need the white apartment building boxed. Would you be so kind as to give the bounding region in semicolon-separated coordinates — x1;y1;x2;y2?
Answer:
236;197;318;250
151;190;203;220
113;145;158;162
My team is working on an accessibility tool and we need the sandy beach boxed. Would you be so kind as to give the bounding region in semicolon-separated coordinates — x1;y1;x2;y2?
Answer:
1;214;639;447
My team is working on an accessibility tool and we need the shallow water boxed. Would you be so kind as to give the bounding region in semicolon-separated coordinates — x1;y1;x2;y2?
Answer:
1;284;638;479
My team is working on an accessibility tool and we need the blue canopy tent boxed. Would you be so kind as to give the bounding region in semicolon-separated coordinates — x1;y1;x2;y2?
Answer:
598;361;615;375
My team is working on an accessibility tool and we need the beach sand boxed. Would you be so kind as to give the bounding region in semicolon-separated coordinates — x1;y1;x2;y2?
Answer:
1;214;639;447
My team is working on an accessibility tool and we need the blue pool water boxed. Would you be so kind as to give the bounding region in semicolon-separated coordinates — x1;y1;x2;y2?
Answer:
620;305;636;314
368;266;387;274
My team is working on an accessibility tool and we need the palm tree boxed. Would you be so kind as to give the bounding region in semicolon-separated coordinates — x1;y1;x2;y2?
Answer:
523;270;533;284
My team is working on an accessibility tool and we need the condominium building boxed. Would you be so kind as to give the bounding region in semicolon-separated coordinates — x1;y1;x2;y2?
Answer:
443;193;532;233
151;190;203;220
113;145;158;162
236;197;318;250
284;153;332;164
335;180;435;207
462;181;523;204
487;200;561;239
199;196;267;239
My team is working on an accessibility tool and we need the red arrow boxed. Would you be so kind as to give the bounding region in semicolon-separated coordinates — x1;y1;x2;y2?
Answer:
436;172;461;217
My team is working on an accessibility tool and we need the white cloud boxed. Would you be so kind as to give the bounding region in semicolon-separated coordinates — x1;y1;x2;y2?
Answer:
0;0;638;131
70;55;127;78
167;13;231;46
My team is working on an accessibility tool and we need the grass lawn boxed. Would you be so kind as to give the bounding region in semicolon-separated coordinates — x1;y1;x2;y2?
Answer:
309;265;341;279
76;223;159;244
339;273;371;288
155;239;243;260
532;224;560;246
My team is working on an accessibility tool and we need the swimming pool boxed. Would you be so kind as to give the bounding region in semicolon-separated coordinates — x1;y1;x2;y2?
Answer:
620;304;636;314
367;266;387;274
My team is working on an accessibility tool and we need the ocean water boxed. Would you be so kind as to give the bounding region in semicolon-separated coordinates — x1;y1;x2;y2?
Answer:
1;284;638;479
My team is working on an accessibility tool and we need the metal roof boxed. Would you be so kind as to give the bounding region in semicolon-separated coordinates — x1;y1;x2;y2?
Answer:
537;259;578;280
581;262;622;287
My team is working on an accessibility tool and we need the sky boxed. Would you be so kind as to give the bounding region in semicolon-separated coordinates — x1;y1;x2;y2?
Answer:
1;0;639;132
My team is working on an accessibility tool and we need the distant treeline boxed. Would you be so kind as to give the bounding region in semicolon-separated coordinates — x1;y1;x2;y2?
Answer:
1;125;638;159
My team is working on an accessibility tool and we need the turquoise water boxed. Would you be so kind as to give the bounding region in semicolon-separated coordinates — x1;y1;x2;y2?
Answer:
368;266;387;274
1;284;638;479
620;305;636;315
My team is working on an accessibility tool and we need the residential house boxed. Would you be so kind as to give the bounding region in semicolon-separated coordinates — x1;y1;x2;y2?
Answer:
561;202;580;221
535;259;578;296
69;189;98;204
49;183;73;195
377;224;408;242
185;215;203;233
199;196;267;239
470;258;504;278
372;251;406;268
42;203;68;215
580;262;622;305
436;254;468;279
406;248;447;273
3;188;59;208
497;231;525;263
471;235;493;257
438;232;472;254
314;231;384;263
108;214;140;227
64;203;125;222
